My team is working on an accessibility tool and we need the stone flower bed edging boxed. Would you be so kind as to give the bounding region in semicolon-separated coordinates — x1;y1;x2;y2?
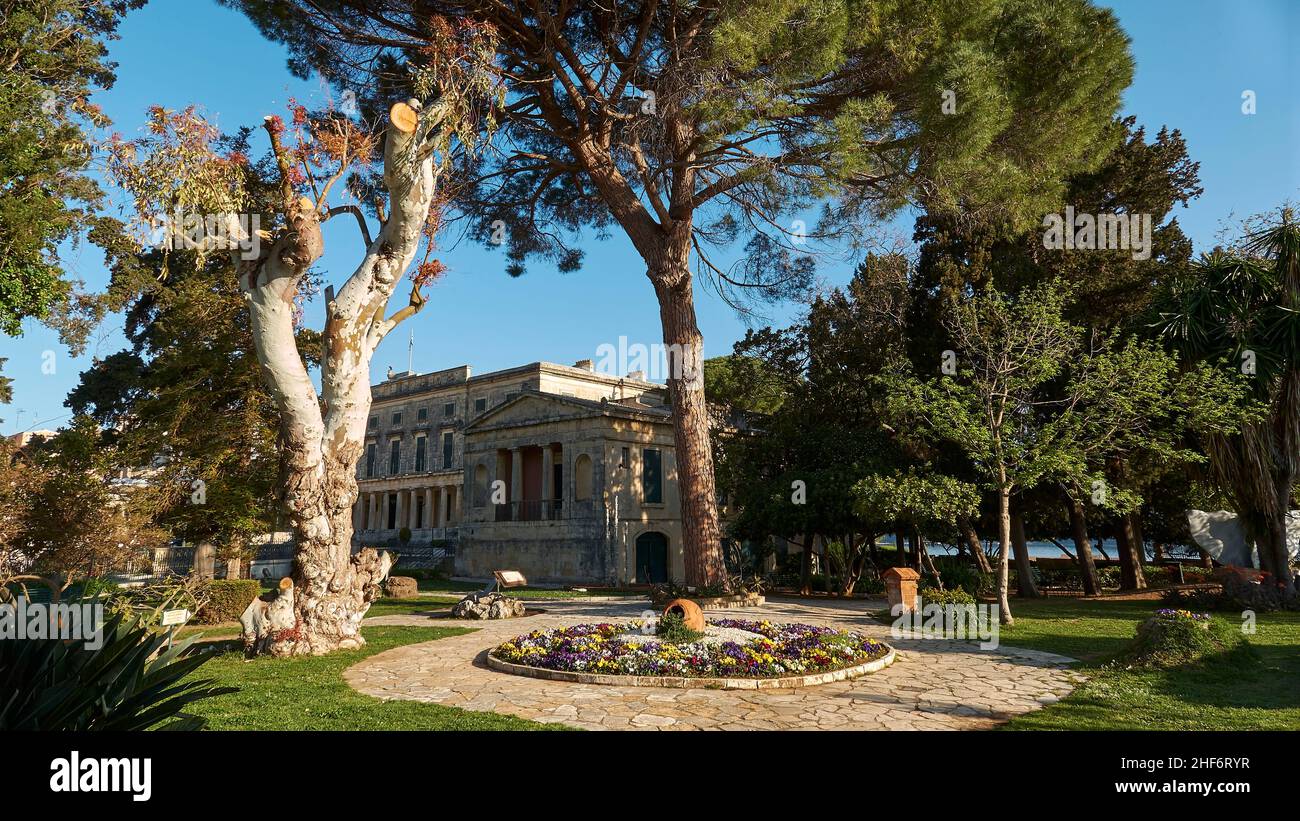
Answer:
486;645;897;689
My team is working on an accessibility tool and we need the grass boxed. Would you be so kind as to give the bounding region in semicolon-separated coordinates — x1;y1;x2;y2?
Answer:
172;593;475;640
182;625;563;730
364;595;461;618
988;598;1300;730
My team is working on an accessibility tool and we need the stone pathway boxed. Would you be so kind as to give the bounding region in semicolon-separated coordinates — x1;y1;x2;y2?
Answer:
346;597;1084;730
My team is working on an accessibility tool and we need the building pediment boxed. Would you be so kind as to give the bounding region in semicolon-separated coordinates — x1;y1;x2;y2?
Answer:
464;390;603;432
464;389;670;434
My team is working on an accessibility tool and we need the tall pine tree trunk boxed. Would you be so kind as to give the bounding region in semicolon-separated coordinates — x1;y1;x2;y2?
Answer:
649;237;726;589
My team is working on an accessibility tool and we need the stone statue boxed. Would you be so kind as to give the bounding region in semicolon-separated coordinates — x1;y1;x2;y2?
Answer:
1187;509;1300;568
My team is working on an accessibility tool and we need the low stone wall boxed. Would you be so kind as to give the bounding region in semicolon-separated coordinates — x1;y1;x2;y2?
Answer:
456;521;615;585
649;593;766;610
485;646;897;690
696;594;765;610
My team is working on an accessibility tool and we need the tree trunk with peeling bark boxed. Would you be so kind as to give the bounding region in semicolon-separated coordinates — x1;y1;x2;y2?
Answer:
996;483;1014;626
238;101;444;655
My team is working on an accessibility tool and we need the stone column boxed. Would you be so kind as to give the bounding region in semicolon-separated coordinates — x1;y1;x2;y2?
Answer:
541;444;553;518
369;493;378;531
441;486;451;525
409;490;420;530
380;492;390;530
510;447;522;518
424;487;433;528
394;491;405;532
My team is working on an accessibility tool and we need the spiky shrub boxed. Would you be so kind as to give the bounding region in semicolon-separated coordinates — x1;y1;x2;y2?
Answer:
0;603;235;730
655;611;706;644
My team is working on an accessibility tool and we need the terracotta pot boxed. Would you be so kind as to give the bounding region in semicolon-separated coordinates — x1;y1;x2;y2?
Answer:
662;598;705;631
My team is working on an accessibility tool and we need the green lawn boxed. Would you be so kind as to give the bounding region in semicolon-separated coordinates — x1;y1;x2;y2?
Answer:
988;599;1300;730
364;595;461;618
182;625;562;730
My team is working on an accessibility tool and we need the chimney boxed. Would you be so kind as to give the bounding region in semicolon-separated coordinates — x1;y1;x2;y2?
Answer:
573;359;594;370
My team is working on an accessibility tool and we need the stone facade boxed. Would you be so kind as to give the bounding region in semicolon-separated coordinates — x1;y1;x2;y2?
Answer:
353;361;683;585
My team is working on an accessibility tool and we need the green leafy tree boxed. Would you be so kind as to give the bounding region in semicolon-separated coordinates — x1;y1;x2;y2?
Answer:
66;245;286;563
0;0;143;381
2;417;169;600
906;116;1205;593
895;283;1085;623
719;255;917;593
852;468;980;585
229;0;1135;588
897;281;1249;621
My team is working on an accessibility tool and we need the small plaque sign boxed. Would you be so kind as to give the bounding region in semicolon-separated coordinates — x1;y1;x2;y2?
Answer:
160;608;191;627
494;570;527;588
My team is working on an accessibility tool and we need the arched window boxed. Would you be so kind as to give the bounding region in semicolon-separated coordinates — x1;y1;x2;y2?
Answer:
474;463;489;507
574;453;593;501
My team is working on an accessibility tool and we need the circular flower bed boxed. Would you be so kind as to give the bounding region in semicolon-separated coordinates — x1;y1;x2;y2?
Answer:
491;618;891;680
1122;609;1223;669
1154;608;1211;624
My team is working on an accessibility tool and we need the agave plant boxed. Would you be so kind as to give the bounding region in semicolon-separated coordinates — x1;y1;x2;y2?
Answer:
0;598;235;730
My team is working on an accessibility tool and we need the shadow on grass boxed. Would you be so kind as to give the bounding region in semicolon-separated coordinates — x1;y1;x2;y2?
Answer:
1144;639;1300;712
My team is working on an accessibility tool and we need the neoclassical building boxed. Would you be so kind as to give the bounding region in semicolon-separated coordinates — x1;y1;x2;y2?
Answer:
352;360;685;585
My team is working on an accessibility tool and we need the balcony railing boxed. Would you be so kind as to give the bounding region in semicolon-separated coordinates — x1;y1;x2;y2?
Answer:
493;499;583;522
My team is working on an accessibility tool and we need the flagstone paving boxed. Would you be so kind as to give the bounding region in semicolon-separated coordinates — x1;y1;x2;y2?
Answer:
346;596;1084;730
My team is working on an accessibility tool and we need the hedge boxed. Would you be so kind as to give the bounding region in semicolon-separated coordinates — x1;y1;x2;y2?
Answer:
195;579;262;624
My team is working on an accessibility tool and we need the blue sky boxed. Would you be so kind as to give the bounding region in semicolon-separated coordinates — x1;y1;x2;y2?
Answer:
2;0;1297;434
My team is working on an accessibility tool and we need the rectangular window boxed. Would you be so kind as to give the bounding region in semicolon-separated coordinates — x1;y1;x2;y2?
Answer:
414;437;427;472
474;397;486;413
389;440;401;474
367;416;377;430
443;402;454;417
642;448;663;504
417;407;427;422
391;411;403;425
442;431;454;469
365;443;376;477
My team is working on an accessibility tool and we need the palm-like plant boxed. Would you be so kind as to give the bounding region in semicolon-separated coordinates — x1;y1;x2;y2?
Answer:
1154;208;1300;593
0;600;234;730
